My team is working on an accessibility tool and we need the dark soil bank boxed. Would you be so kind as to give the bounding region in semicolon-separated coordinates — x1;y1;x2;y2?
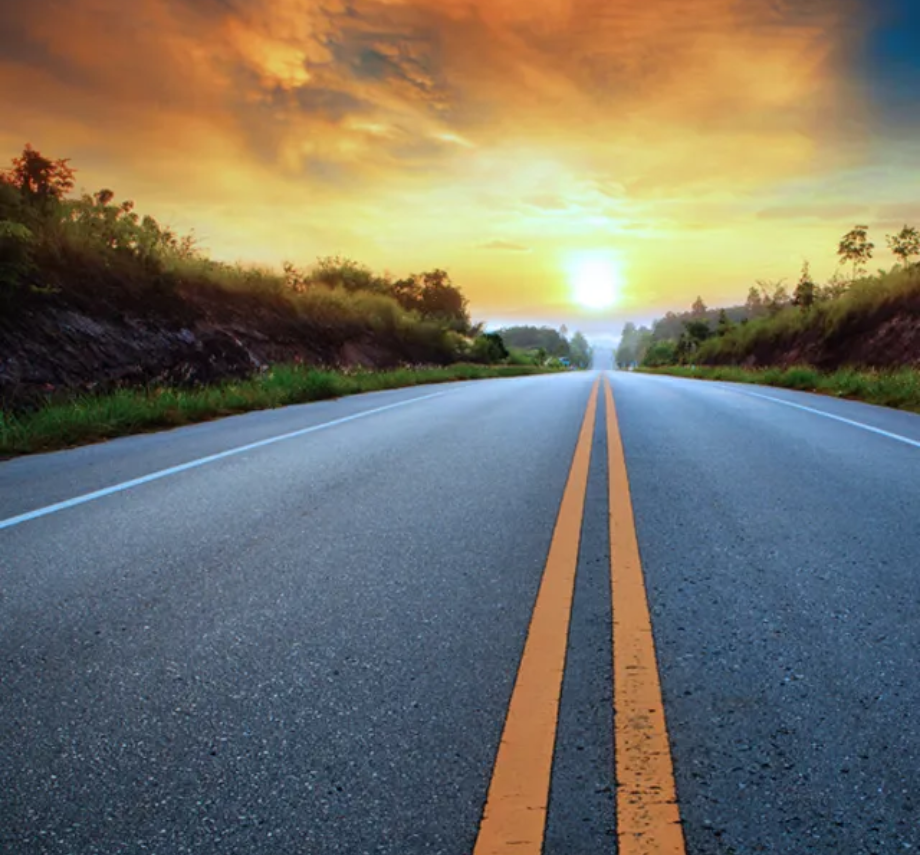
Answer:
712;301;920;370
0;282;452;412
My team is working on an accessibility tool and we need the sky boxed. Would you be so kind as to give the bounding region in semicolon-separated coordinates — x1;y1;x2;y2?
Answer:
1;0;919;340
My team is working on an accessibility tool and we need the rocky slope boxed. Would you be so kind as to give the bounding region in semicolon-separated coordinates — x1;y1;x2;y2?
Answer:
728;300;920;370
0;281;452;412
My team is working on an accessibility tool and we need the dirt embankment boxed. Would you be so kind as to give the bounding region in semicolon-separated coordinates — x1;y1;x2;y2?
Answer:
711;300;920;371
0;281;450;412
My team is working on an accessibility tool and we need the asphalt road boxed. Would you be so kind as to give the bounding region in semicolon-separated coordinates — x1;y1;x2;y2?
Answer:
1;371;919;853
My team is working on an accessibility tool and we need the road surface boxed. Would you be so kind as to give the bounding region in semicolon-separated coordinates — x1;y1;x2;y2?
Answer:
1;371;918;853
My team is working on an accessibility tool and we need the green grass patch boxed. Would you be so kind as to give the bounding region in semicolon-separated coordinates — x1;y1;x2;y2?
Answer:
0;363;556;457
640;364;920;413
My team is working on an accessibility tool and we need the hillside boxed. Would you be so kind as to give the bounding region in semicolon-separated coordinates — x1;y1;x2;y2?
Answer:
617;243;920;371
0;145;558;412
697;270;920;369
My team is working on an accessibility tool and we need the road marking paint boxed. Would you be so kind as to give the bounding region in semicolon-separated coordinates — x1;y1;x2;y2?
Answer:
605;375;686;855
473;378;599;855
739;389;920;449
0;391;446;532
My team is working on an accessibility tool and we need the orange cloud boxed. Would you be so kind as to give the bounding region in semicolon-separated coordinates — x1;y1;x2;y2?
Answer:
0;0;858;185
0;0;900;329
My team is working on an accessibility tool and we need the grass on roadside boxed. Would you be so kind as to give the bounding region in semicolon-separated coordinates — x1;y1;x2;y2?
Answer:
640;364;920;413
0;363;554;457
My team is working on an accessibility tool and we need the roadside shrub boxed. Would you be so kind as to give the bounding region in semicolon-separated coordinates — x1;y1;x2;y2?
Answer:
469;332;509;364
309;256;385;293
505;347;540;366
643;339;677;367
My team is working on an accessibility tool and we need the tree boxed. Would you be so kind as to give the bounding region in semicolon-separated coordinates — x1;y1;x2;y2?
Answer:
745;285;765;318
569;331;593;369
815;269;848;302
642;339;677;367
757;279;789;316
470;332;508;363
616;321;638;367
672;318;711;363
2;144;75;208
497;325;570;357
683;318;712;345
792;261;816;311
634;326;653;364
691;295;707;317
716;308;733;336
414;269;470;331
651;311;683;341
837;224;874;279
615;322;655;367
886;225;920;268
390;275;422;311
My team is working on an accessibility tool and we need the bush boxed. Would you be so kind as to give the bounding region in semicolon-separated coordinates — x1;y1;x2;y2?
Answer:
642;339;677;367
470;332;509;364
506;346;540;366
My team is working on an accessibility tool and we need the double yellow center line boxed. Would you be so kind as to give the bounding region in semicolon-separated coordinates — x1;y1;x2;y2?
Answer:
474;375;686;854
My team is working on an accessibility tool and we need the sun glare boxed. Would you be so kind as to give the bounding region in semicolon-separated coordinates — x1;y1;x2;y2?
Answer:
567;253;621;310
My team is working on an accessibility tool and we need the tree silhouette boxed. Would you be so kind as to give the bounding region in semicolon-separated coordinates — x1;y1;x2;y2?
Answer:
745;285;764;318
757;279;789;316
837;225;874;279
471;332;508;363
498;326;571;357
414;269;470;331
2;144;75;207
886;225;920;268
792;261;816;310
569;331;593;368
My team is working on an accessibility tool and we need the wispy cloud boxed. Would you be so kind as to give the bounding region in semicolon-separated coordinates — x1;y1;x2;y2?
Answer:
756;203;871;222
0;0;914;321
477;240;532;252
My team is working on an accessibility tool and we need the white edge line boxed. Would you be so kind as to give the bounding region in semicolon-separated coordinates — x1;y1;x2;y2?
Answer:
737;389;920;450
0;391;446;531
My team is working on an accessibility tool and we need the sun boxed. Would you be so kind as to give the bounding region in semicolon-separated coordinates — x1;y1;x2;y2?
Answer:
567;253;622;309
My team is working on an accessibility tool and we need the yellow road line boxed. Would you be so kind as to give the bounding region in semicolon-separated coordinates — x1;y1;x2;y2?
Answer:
473;378;599;855
604;375;687;855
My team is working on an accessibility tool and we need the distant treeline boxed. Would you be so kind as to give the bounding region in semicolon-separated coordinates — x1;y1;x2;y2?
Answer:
496;325;593;369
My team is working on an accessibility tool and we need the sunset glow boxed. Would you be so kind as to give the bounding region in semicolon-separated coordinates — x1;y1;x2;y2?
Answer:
568;253;622;311
1;0;918;338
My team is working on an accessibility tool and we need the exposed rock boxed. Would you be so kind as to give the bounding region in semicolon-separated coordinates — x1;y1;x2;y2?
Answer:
0;281;445;412
709;298;920;371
